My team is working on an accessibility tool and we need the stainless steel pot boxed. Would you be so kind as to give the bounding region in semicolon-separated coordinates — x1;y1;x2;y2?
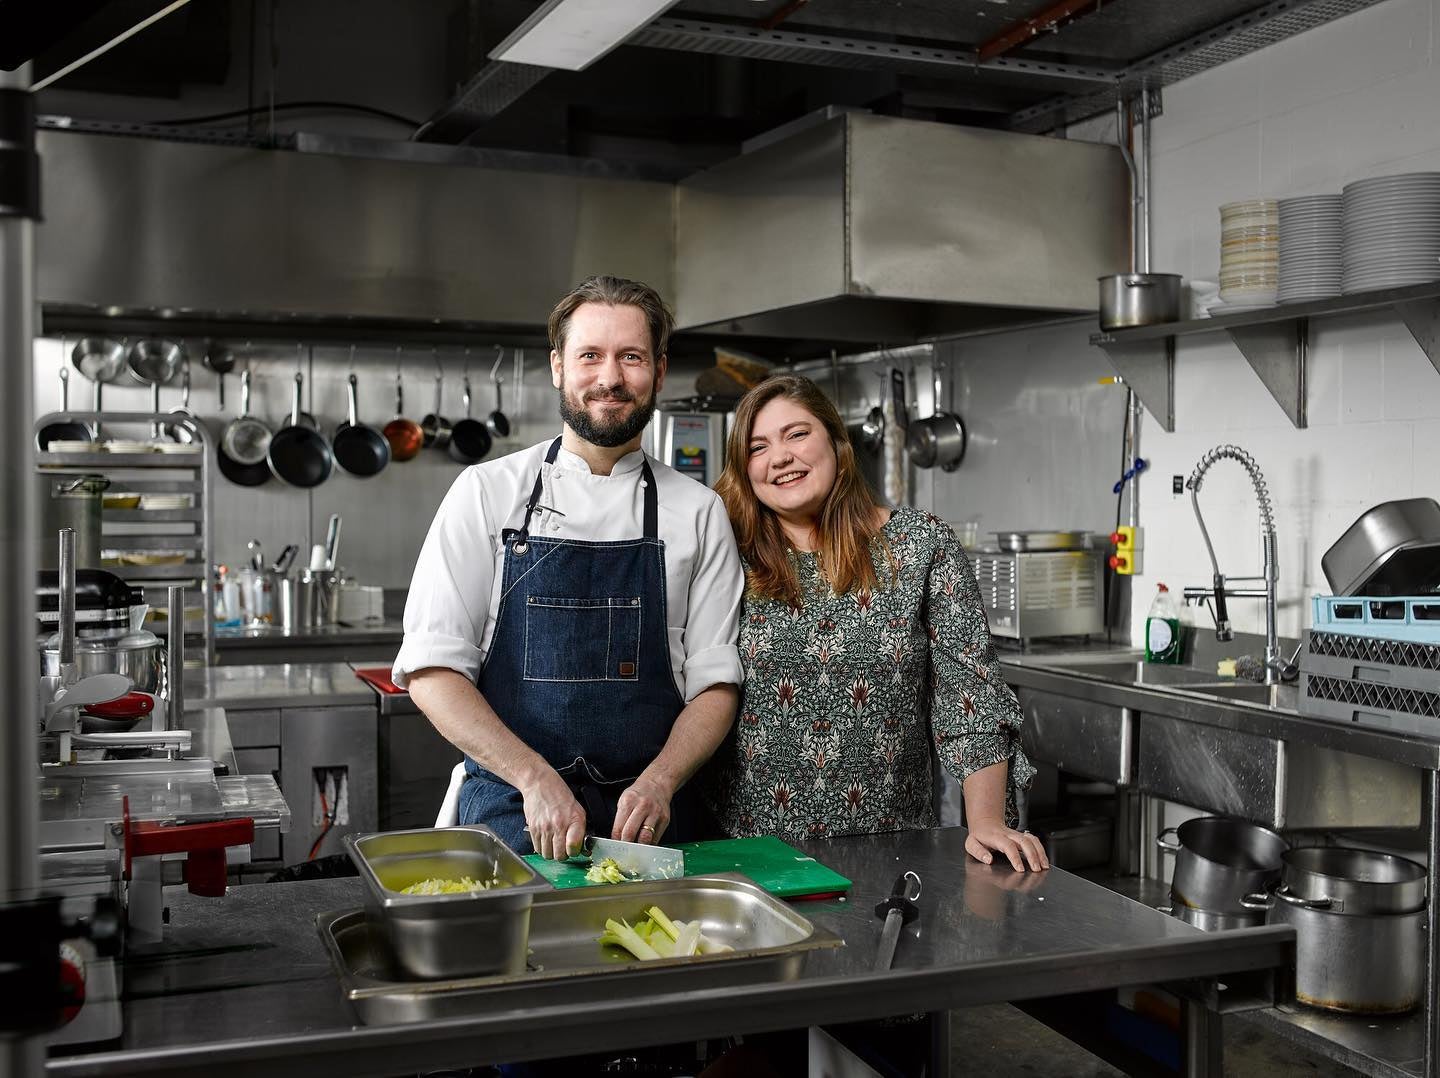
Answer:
1321;497;1440;597
1098;273;1182;331
39;633;163;694
37;474;110;570
1242;890;1424;1014
1157;816;1288;915
1278;846;1426;915
1159;903;1267;932
906;413;966;471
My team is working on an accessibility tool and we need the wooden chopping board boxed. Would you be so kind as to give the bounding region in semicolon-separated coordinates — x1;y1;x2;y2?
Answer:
523;835;851;900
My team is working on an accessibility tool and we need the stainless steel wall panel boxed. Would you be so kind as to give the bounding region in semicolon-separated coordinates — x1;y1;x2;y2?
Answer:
846;115;1128;312
1015;687;1133;786
673;120;847;332
36;132;673;325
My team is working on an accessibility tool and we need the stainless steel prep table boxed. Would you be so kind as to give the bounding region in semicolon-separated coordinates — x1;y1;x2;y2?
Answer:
46;827;1290;1078
997;643;1440;1078
213;621;403;666
183;662;376;711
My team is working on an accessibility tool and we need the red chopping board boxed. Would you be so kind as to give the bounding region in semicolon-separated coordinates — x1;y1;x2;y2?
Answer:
523;836;851;900
355;667;406;694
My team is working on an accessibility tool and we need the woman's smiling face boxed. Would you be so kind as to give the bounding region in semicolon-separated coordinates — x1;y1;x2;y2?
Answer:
745;396;838;523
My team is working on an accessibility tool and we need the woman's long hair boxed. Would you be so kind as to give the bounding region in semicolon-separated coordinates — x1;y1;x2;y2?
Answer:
716;374;887;609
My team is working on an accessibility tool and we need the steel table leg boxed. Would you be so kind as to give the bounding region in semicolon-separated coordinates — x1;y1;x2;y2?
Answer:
929;1010;950;1076
1180;1000;1222;1078
1425;770;1439;1077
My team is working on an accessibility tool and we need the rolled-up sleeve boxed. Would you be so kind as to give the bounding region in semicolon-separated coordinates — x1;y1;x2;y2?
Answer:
393;470;493;689
679;493;745;701
925;524;1036;791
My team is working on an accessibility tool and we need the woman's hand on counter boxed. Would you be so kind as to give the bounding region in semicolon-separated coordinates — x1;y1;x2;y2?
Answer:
965;820;1050;872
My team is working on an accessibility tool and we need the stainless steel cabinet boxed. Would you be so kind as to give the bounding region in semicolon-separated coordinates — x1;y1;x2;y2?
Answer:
1016;687;1133;786
279;706;377;865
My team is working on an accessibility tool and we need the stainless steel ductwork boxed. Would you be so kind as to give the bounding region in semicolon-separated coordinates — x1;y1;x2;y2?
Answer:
674;112;1128;343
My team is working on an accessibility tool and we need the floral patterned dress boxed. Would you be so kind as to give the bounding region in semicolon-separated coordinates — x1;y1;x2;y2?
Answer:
704;506;1035;839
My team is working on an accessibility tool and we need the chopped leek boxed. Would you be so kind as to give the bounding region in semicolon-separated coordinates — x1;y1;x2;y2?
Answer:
585;857;632;884
597;918;661;961
597;905;734;960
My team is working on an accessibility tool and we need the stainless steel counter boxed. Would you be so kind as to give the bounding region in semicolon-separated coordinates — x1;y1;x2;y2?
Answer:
183;662;376;711
214;620;403;649
46;827;1292;1077
999;644;1440;771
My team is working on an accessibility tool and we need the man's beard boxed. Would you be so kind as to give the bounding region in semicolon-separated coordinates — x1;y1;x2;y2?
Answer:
558;381;658;448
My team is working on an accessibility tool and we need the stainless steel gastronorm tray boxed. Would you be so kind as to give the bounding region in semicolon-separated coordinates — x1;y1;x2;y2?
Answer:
345;825;553;979
317;874;845;1024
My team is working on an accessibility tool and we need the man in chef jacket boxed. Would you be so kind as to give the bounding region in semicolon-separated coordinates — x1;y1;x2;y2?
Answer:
394;275;744;860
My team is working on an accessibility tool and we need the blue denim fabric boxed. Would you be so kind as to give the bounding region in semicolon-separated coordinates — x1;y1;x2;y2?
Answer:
460;447;691;847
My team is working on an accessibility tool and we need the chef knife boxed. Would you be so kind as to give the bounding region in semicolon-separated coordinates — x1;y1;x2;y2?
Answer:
585;835;685;881
873;870;921;971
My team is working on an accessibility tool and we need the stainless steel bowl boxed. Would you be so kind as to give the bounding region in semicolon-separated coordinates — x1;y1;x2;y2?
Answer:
346;825;552;980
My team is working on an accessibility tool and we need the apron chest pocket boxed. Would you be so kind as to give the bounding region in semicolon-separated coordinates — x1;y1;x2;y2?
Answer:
524;596;642;682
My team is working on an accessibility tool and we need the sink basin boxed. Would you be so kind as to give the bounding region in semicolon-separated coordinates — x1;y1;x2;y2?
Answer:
1182;682;1299;709
1047;660;1228;687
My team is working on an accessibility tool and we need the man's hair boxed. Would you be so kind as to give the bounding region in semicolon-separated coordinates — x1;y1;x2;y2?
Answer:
547;275;675;360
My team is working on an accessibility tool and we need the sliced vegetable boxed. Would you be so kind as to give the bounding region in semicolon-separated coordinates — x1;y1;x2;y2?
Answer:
597;905;735;961
585;857;632;884
399;875;497;895
597;918;661;961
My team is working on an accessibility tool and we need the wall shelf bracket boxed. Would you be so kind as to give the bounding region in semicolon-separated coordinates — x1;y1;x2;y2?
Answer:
1394;298;1440;376
1095;336;1175;432
1224;318;1308;429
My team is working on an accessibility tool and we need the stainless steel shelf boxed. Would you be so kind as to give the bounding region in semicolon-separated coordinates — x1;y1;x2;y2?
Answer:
1236;1003;1423;1078
1088;280;1440;432
36;410;215;664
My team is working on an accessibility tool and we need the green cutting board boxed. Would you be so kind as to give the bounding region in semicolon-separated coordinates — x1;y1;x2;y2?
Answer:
522;836;851;899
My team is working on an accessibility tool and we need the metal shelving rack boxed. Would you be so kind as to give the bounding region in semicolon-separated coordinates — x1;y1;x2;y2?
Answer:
1090;280;1440;433
35;411;214;665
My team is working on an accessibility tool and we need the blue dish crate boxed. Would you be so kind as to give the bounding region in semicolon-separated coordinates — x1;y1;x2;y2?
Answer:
1311;595;1440;645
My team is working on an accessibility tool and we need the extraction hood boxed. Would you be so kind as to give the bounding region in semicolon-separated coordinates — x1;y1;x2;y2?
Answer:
37;115;1126;353
674;113;1128;345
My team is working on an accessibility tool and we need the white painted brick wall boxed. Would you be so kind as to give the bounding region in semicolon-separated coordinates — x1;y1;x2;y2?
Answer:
1125;0;1440;641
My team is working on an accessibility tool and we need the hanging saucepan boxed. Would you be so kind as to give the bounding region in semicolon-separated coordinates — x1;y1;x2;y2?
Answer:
127;338;184;387
449;376;493;465
421;373;452;449
219;369;273;487
906;361;966;472
486;348;510;439
71;336;127;384
333;373;391;478
267;372;333;488
203;340;235;411
382;373;423;462
37;365;94;450
163;359;199;444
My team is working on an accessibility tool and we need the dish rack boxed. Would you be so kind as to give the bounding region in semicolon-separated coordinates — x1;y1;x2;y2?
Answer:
1310;594;1440;645
1300;615;1440;725
35;410;214;664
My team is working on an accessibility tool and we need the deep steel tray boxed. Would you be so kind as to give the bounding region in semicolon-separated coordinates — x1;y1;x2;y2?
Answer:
317;873;845;1024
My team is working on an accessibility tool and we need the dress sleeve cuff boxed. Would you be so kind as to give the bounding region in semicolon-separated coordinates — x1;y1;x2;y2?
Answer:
944;731;1016;782
393;632;483;689
680;644;744;703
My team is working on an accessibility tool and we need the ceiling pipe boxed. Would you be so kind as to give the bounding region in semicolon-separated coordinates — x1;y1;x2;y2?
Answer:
977;0;1106;64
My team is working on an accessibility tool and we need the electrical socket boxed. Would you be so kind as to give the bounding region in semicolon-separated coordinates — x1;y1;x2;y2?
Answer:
312;766;350;827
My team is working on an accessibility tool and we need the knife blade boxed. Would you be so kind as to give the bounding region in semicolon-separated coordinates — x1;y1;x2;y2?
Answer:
587;836;685;881
873;871;921;971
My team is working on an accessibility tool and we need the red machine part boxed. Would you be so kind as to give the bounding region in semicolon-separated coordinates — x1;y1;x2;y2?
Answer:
122;796;255;898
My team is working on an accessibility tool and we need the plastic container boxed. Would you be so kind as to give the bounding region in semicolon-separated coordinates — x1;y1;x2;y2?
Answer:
1145;583;1183;664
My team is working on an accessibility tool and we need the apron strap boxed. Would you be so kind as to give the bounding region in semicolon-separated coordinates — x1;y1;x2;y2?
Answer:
507;437;659;548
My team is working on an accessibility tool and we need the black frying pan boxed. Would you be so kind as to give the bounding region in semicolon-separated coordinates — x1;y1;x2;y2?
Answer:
37;366;94;450
448;376;492;464
334;373;390;478
268;372;333;488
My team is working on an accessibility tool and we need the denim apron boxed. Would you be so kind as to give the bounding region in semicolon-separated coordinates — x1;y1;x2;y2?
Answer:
458;438;691;853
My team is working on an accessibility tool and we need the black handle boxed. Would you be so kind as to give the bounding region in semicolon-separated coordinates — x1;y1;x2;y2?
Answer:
874;871;921;923
890;369;908;430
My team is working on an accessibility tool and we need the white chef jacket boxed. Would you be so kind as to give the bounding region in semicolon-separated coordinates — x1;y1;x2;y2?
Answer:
394;438;745;702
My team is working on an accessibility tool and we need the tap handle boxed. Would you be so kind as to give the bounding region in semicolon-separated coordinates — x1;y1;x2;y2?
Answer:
1211;573;1233;641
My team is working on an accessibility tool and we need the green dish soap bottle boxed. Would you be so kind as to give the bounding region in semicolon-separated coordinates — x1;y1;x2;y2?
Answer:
1145;583;1183;665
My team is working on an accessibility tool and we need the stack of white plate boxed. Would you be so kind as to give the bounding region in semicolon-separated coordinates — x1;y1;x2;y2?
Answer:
1341;172;1440;293
1278;194;1342;303
1219;199;1279;309
103;439;153;454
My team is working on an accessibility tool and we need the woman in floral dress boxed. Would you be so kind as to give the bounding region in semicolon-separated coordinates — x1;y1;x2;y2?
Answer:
705;374;1046;871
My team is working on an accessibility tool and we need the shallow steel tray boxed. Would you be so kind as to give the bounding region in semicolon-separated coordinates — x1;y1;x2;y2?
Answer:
317;873;845;1024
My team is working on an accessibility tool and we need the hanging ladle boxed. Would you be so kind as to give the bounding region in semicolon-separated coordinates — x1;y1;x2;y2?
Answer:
486;346;510;439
